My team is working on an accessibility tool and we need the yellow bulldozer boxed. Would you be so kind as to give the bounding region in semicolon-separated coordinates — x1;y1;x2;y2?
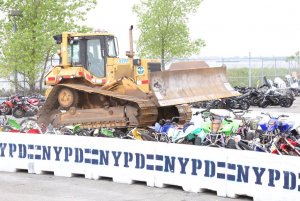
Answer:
38;26;239;128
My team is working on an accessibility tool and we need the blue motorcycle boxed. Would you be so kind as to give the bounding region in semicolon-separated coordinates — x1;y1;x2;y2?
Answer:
253;112;294;152
259;112;294;134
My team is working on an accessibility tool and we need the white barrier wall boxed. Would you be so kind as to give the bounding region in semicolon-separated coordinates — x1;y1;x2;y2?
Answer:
1;132;300;201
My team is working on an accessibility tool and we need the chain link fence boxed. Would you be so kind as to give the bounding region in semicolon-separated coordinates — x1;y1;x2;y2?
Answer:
163;57;300;87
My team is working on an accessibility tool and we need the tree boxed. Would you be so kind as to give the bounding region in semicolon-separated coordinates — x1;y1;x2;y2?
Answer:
286;51;300;61
132;0;206;70
0;0;97;94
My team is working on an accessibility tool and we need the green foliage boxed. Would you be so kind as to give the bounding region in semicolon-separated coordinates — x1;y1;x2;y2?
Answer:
0;0;97;92
286;51;300;62
133;0;205;70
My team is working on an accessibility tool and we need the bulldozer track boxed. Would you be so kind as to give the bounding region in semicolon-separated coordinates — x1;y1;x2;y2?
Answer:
38;84;192;128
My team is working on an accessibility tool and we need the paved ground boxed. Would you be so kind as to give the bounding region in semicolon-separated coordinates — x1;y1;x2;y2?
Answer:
1;98;300;201
0;172;252;201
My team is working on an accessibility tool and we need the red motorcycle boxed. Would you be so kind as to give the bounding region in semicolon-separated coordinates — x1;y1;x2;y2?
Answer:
0;95;22;115
0;94;45;115
12;97;39;118
27;95;46;107
271;131;300;156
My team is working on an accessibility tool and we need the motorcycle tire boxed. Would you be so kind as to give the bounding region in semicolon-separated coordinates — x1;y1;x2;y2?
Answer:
20;118;37;129
62;129;73;135
113;130;126;138
239;100;250;110
197;102;204;108
194;137;202;146
4;105;12;115
211;100;223;109
283;98;293;108
12;108;26;118
237;142;252;150
141;133;156;141
226;139;237;149
246;132;254;141
257;99;264;107
261;101;269;108
250;97;259;106
2;126;13;132
288;151;298;156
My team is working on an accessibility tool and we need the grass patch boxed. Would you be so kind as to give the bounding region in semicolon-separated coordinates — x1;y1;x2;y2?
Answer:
227;67;299;87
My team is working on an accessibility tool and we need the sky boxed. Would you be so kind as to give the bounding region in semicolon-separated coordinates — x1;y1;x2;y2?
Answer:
83;0;300;58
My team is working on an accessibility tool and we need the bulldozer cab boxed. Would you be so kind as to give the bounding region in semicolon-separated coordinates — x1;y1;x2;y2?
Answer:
53;32;118;79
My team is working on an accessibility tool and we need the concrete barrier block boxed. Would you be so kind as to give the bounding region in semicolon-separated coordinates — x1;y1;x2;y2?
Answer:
154;143;228;197
0;133;35;173
90;137;156;187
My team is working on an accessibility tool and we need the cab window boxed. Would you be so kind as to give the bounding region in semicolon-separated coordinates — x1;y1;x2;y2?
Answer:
68;42;80;64
106;36;117;57
87;39;105;78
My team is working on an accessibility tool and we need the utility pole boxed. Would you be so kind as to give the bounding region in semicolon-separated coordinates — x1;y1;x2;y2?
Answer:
10;10;21;94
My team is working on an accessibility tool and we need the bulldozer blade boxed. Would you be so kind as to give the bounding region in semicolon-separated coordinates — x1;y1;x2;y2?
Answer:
149;66;240;107
168;61;209;70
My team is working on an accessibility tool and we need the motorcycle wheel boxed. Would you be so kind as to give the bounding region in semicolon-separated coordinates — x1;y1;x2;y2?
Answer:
12;108;26;118
62;129;73;135
237;142;252;150
226;139;237;149
246;132;254;140
261;101;269;108
197;102;204;108
20;118;37;129
141;133;156;141
78;130;91;136
194;137;202;146
257;99;264;107
250;97;259;106
212;100;223;109
283;98;293;108
240;100;250;110
4;105;12;115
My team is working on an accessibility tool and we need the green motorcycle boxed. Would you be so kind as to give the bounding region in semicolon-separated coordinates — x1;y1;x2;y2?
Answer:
196;110;242;148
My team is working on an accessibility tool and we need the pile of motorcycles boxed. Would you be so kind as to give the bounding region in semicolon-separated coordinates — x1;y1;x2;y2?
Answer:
192;84;295;109
1;108;300;157
0;94;45;118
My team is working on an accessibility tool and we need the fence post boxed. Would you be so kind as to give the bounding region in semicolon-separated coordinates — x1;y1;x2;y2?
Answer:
289;60;291;75
261;58;264;85
249;52;251;87
275;58;277;77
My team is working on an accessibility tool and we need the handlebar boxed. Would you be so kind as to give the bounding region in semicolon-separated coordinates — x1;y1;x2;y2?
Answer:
171;116;180;121
261;112;272;118
193;109;209;116
261;112;289;119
